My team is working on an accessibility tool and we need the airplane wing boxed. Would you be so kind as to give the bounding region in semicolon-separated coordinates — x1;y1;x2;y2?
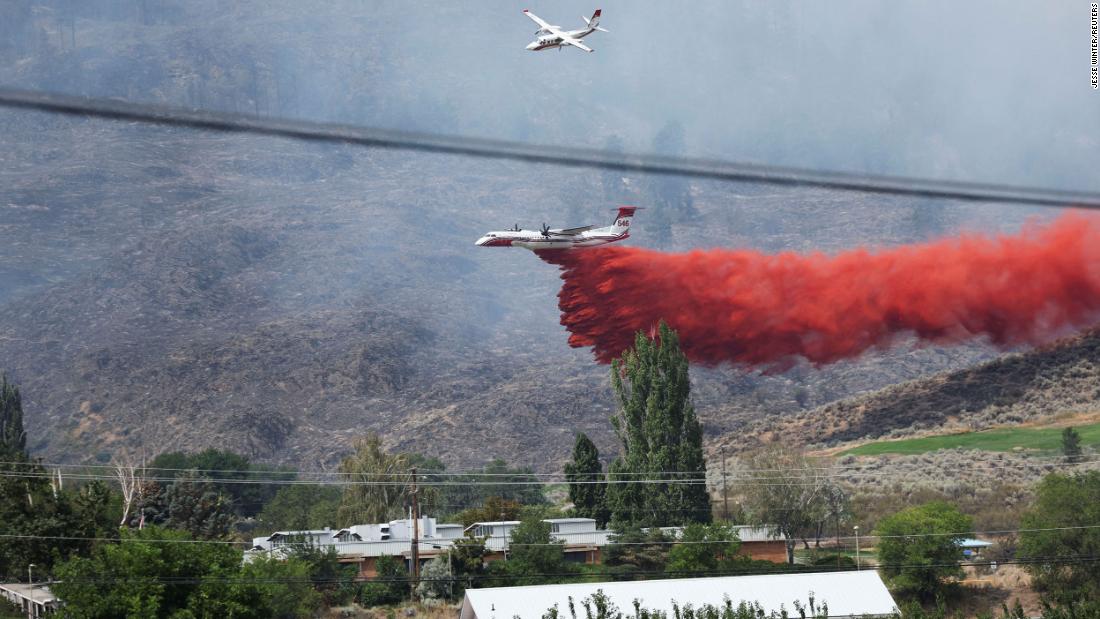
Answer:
550;225;597;236
523;9;553;30
560;36;594;52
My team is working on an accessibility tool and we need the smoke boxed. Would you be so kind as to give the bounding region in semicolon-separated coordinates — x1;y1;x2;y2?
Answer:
542;213;1100;370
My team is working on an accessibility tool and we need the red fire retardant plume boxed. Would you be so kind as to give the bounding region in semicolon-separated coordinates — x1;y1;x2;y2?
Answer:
540;213;1100;370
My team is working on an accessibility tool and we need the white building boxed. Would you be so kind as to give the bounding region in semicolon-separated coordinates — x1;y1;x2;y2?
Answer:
247;517;790;580
0;582;59;617
247;516;466;579
460;571;899;619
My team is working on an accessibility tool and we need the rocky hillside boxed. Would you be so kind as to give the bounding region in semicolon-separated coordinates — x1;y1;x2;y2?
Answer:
714;329;1100;456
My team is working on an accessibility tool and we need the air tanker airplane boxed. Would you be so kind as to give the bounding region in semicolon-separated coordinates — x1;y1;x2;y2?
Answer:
523;9;607;53
476;207;638;251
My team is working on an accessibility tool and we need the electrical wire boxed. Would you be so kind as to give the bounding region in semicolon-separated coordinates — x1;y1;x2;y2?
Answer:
2;454;1094;488
2;87;1099;209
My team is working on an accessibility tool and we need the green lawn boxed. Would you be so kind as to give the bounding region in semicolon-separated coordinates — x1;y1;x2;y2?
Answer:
839;422;1100;456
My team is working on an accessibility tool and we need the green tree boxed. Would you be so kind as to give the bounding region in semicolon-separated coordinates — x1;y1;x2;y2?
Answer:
0;375;26;459
0;472;107;580
874;501;972;600
565;433;609;527
455;496;524;528
160;471;235;539
257;485;342;532
53;526;241;618
422;456;545;517
441;457;547;514
190;556;320;619
358;554;408;607
70;480;119;541
286;544;357;607
741;448;834;564
148;448;293;518
416;556;453;601
492;516;572;586
606;323;711;527
447;537;488;595
666;523;742;576
602;523;671;580
1061;427;1083;463
337;434;411;525
0;380;119;580
1019;471;1100;602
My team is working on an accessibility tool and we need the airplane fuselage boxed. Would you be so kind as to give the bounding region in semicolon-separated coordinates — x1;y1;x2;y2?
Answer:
476;229;627;250
526;27;596;51
476;206;637;251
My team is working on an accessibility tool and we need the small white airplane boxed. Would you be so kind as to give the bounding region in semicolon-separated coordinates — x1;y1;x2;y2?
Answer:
476;206;638;251
523;8;607;53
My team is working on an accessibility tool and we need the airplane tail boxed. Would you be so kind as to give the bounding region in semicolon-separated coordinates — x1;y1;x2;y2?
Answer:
582;9;608;32
609;206;638;235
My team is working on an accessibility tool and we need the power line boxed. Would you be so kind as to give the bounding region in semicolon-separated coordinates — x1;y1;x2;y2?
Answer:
2;87;1099;209
7;466;1097;488
5;454;1095;485
0;470;712;486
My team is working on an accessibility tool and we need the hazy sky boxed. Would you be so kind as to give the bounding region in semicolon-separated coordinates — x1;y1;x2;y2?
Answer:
6;1;1097;193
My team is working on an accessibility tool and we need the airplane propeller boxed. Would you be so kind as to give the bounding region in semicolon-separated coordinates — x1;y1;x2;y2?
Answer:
540;223;551;237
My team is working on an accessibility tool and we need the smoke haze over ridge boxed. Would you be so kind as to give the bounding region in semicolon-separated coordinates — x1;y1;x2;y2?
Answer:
545;213;1100;370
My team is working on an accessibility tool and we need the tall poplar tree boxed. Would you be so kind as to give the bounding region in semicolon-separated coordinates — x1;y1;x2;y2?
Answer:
605;322;711;526
0;375;27;460
564;432;609;526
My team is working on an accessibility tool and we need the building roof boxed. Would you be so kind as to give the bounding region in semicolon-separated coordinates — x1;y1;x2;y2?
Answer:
0;582;60;606
460;571;898;619
732;525;786;543
958;538;994;548
544;517;597;524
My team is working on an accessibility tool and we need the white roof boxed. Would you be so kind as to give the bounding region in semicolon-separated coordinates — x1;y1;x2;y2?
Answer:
733;525;787;543
460;571;898;619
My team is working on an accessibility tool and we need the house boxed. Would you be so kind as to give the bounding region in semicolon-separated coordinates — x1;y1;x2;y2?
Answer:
469;518;613;565
0;582;59;617
958;538;994;560
246;517;791;582
460;571;899;619
731;525;789;563
247;516;465;579
465;519;788;566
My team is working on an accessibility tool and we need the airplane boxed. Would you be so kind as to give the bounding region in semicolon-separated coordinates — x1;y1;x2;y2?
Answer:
523;8;607;53
476;206;638;251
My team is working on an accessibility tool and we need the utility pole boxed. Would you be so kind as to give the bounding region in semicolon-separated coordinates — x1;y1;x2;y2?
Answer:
410;467;420;601
853;525;860;571
27;564;34;619
500;505;507;561
720;446;729;521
